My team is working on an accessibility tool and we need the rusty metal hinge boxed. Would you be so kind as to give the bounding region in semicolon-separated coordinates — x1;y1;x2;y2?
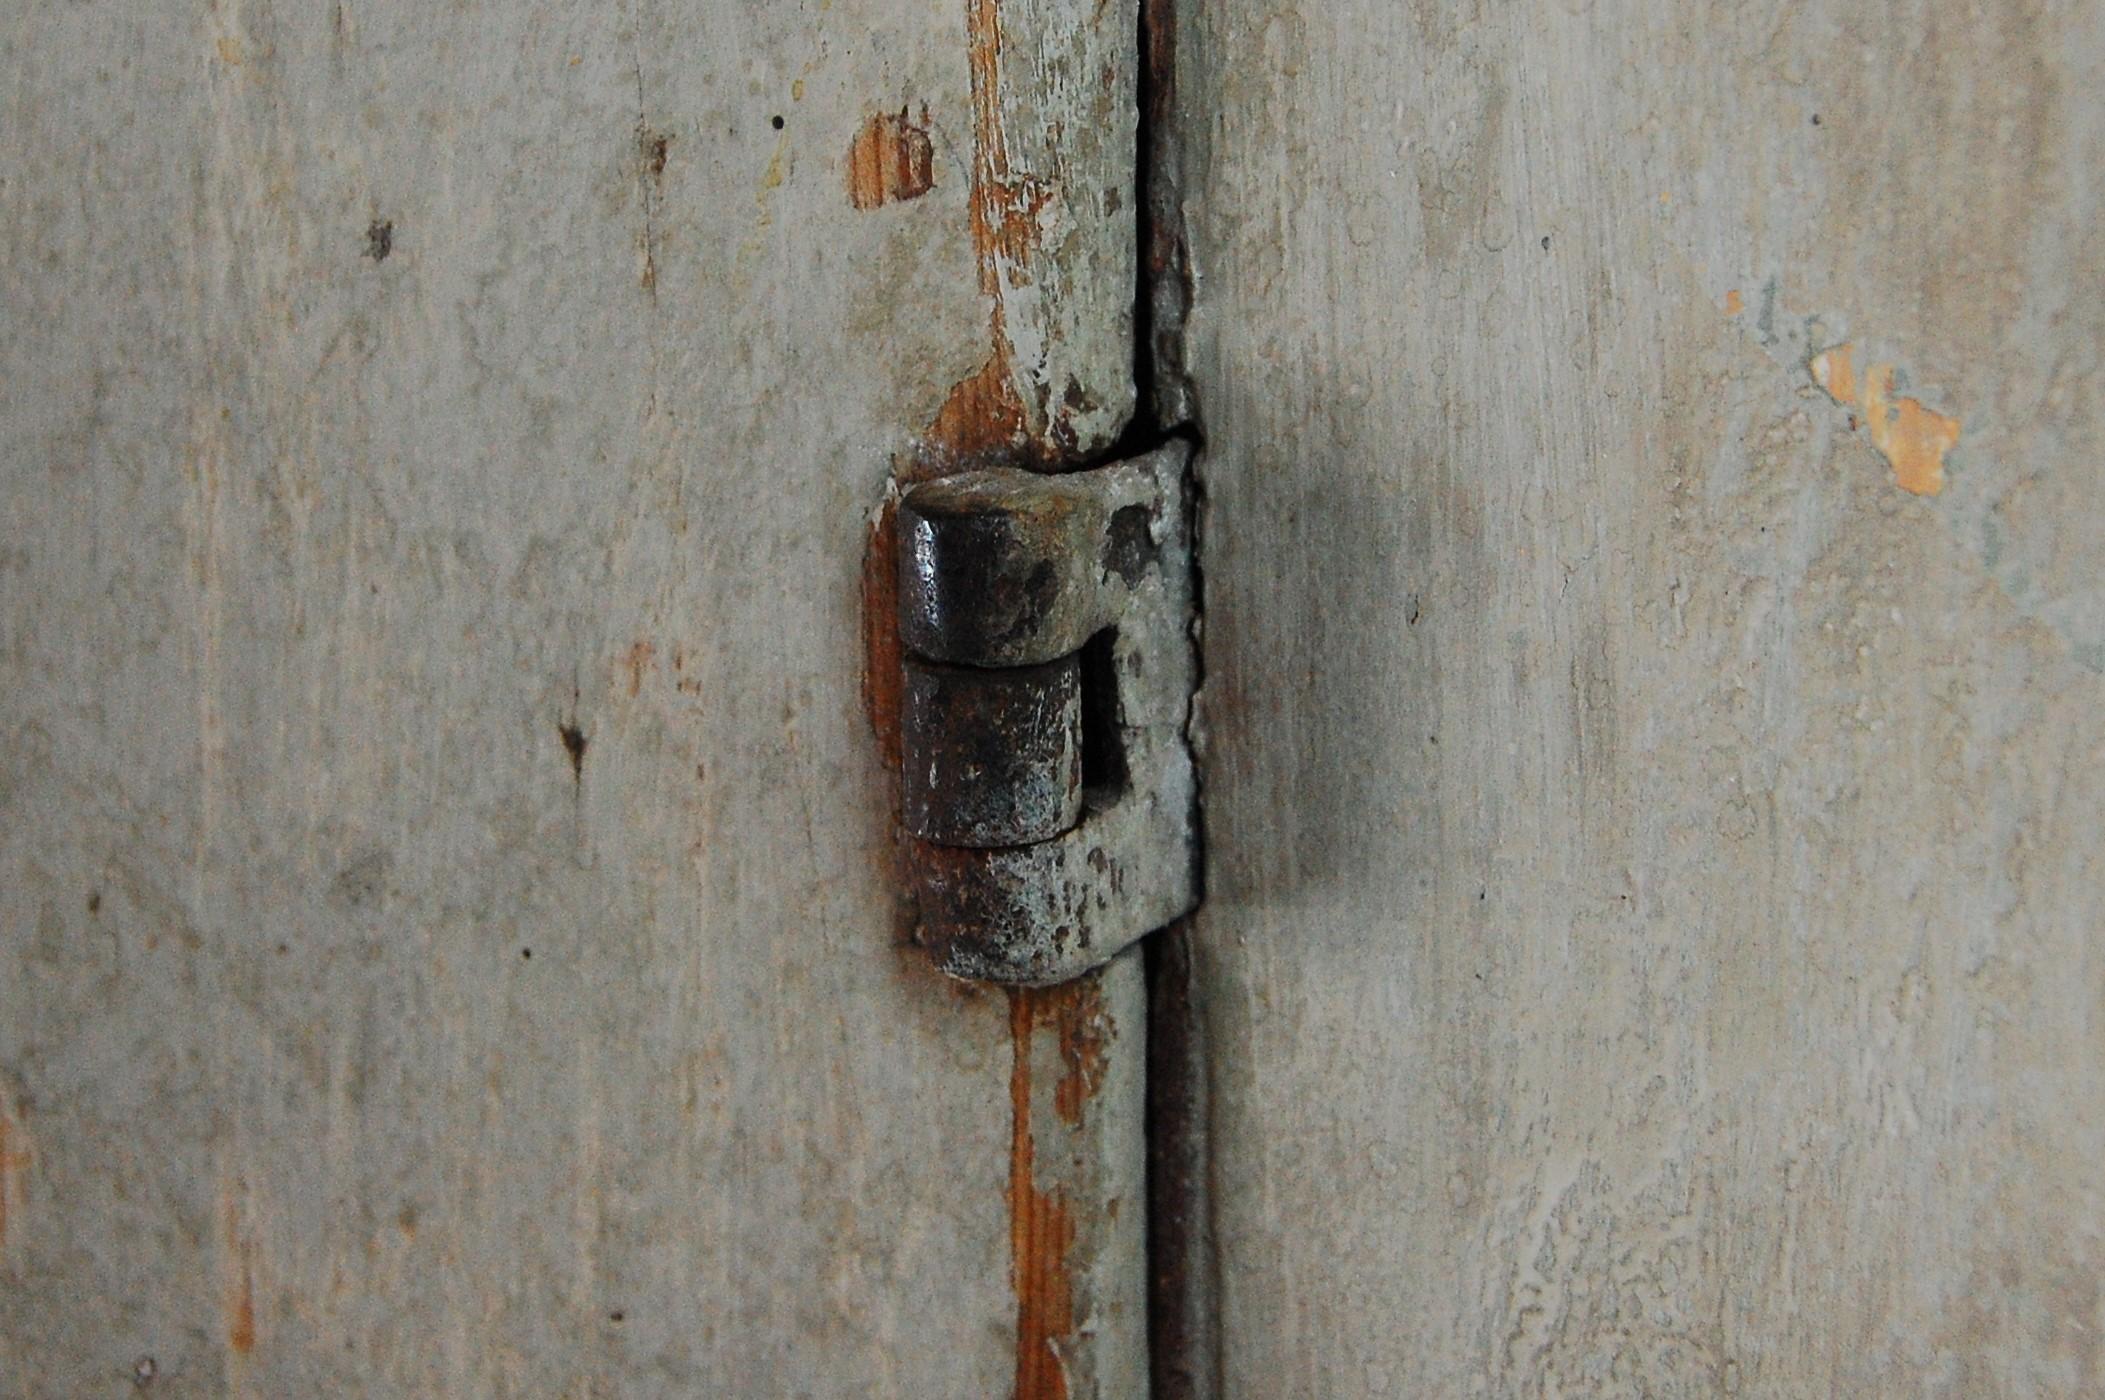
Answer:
896;441;1198;985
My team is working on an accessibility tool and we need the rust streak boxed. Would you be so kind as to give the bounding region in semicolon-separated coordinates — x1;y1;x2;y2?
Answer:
0;1113;16;1248
229;1257;256;1354
623;640;655;698
221;1179;258;1356
0;1104;30;1255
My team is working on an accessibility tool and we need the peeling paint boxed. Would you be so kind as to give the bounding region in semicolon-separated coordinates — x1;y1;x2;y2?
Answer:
1811;342;1961;495
915;0;1073;474
1722;289;1744;316
847;107;935;210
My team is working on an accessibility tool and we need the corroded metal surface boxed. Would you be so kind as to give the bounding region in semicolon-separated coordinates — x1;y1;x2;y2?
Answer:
903;654;1082;847
900;442;1198;987
898;461;1169;668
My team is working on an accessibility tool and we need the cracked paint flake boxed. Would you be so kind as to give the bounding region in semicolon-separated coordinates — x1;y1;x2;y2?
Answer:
1811;342;1962;496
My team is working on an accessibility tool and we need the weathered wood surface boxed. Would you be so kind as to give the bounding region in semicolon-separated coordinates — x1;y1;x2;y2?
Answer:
1180;0;2103;1393
0;1;1141;1395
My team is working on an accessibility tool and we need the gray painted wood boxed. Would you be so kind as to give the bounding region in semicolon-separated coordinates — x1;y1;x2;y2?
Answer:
0;1;1143;1394
1179;0;2103;1393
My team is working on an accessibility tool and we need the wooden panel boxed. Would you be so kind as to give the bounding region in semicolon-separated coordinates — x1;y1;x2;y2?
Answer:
0;0;1141;1394
1179;0;2103;1393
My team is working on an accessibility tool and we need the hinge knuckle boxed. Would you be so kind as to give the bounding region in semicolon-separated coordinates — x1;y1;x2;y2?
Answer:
895;443;1198;985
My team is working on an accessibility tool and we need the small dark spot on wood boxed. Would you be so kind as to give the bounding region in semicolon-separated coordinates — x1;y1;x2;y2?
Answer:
609;1310;626;1322
1847;414;1858;430
559;720;588;779
695;763;706;782
131;1355;157;1388
1810;113;1822;125
1405;594;1420;625
1540;235;1550;251
770;114;785;130
520;947;532;960
87;891;101;914
275;942;289;955
1478;889;1486;901
364;219;393;262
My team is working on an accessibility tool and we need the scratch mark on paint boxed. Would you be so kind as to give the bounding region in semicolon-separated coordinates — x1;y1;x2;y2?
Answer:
1811;342;1961;496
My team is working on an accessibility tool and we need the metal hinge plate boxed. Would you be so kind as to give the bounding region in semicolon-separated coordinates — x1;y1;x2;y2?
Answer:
897;442;1197;985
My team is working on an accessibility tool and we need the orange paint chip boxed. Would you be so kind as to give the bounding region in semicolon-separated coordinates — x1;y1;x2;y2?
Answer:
1723;289;1744;316
1810;342;1859;405
1810;342;1959;495
847;108;935;210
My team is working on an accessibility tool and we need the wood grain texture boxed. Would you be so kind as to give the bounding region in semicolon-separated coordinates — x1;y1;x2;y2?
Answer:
0;0;1138;1394
1178;0;2103;1394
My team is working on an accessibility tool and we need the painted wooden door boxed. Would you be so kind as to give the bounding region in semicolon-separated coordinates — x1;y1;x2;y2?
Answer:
2;1;1149;1394
10;0;2103;1396
1171;0;2104;1394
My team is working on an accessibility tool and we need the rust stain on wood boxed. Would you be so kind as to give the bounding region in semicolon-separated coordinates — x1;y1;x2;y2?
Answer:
0;1107;28;1250
623;640;655;698
1009;986;1081;1400
221;1184;258;1355
1052;980;1112;1127
229;1257;257;1354
923;354;1030;478
847;107;936;209
1004;977;1117;1396
218;1172;261;1357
